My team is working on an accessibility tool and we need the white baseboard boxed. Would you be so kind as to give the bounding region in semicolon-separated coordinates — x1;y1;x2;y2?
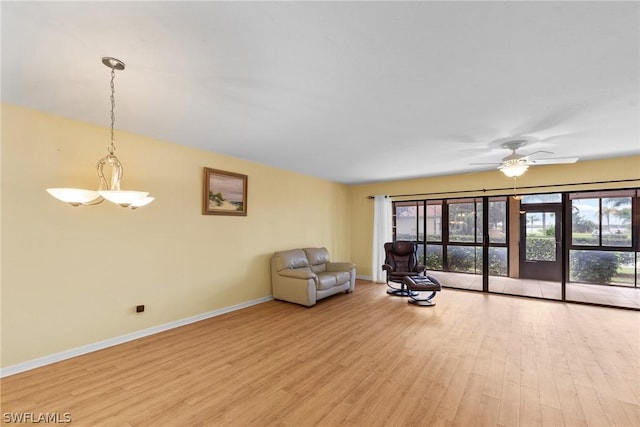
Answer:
1;295;273;378
356;274;373;281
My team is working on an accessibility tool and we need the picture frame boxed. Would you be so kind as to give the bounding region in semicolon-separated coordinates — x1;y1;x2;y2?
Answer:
202;167;248;216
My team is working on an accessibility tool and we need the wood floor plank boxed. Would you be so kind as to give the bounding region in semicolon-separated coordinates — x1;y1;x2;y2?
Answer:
540;404;565;427
551;366;588;426
520;385;543;426
536;362;562;410
476;395;501;427
574;383;611;427
1;281;639;426
451;372;486;426
621;401;640;427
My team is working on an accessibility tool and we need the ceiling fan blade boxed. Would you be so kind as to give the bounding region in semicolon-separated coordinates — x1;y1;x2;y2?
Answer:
538;132;580;143
531;157;579;165
527;150;554;157
458;147;492;155
445;134;480;144
511;104;589;135
469;162;501;165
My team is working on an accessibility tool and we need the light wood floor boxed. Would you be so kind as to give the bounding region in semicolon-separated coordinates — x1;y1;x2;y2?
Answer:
434;271;640;309
2;281;639;426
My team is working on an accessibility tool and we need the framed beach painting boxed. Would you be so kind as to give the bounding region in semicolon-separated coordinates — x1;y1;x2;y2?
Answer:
202;167;248;216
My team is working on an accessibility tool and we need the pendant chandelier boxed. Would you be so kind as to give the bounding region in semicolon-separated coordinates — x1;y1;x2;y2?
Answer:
47;57;154;209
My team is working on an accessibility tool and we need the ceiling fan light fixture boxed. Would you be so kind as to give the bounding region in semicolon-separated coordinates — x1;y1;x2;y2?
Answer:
499;160;529;177
46;57;153;209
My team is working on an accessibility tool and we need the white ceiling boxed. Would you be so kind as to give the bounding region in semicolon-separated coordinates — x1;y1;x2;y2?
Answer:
2;1;639;184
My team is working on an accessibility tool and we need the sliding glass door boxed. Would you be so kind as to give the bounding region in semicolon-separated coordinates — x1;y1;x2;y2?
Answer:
566;190;638;308
391;189;639;309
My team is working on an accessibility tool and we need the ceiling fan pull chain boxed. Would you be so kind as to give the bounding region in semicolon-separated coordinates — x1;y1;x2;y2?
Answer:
513;177;522;200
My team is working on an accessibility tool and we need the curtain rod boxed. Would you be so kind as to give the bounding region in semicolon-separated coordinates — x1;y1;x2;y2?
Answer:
367;178;640;199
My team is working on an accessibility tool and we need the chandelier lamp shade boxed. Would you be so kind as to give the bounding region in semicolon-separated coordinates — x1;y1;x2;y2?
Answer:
498;159;529;178
46;57;154;209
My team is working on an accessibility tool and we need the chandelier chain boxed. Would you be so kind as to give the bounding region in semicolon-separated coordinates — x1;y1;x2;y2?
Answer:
108;67;116;155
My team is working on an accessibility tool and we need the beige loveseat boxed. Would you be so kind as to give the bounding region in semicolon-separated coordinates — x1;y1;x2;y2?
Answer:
271;247;356;307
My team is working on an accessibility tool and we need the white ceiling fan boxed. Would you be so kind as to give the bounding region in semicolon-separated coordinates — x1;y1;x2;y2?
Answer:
471;140;579;177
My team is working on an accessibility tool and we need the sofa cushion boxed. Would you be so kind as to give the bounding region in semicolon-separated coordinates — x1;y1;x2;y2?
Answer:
316;271;351;290
316;272;337;290
333;271;352;285
272;249;309;272
304;247;330;273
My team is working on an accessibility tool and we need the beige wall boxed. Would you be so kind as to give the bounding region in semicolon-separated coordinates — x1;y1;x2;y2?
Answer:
2;102;638;368
349;155;640;278
1;104;351;367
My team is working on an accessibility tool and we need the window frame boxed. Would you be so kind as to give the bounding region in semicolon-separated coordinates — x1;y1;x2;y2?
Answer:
568;189;635;251
392;196;509;277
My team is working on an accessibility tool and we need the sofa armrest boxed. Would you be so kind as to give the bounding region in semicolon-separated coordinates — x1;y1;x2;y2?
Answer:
272;270;317;307
326;262;356;272
278;268;316;280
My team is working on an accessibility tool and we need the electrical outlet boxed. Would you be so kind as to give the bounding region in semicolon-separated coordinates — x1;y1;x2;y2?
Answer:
136;305;145;313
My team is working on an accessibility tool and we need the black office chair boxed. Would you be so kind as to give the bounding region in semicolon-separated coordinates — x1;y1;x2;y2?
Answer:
382;241;426;296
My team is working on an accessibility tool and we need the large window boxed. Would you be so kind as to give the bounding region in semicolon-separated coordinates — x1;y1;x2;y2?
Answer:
488;197;508;276
521;193;562;204
488;199;507;244
390;188;639;309
426;201;442;242
569;190;636;287
569;250;636;286
446;198;482;274
571;192;633;247
448;199;481;243
425;200;443;270
392;196;507;277
393;201;426;269
394;202;420;241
